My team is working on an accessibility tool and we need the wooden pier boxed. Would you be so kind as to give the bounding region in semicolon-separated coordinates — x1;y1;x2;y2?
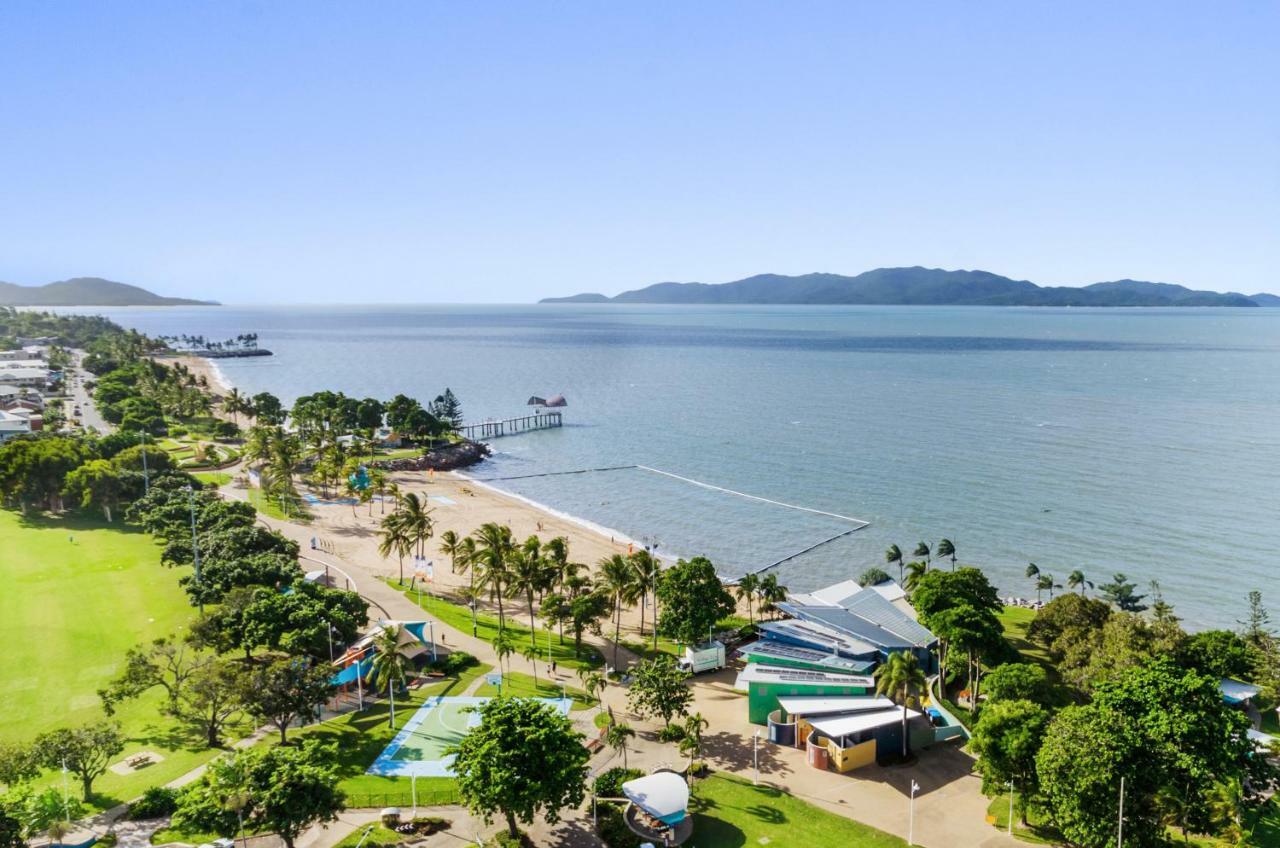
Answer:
460;411;563;440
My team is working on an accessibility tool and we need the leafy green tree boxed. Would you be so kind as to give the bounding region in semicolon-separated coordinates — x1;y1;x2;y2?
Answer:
970;699;1050;825
1097;573;1148;612
1179;630;1258;681
250;392;285;426
178;657;247;747
448;697;588;839
98;636;205;716
982;663;1050;704
33;722;124;799
1025;593;1112;662
18;787;85;845
1037;704;1154;848
655;557;735;647
175;742;344;848
627;656;693;728
858;567;891;587
62;459;125;522
874;651;926;758
0;741;40;788
1239;590;1272;650
567;591;611;658
240;581;367;659
0;435;95;512
242;657;335;745
244;742;344;848
0;805;21;848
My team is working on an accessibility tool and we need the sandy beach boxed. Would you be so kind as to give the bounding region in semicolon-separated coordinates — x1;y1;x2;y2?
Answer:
195;354;734;641
173;354;233;397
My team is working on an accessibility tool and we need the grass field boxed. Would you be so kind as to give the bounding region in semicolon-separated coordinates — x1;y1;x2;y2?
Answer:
286;662;490;803
0;510;237;809
690;772;908;847
191;471;232;487
473;671;594;710
389;582;604;673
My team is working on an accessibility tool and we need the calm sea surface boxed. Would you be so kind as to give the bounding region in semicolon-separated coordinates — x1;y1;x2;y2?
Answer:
68;304;1280;630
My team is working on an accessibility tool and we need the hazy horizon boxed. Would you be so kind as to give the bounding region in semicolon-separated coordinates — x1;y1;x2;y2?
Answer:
2;2;1277;301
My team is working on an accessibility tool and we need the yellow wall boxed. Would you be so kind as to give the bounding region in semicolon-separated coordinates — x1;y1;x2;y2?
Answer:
826;738;876;772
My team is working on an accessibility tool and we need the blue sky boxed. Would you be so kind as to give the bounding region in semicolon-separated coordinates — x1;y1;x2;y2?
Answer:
0;2;1276;302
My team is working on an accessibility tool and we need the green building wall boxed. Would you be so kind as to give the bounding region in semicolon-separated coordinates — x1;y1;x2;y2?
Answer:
747;680;872;724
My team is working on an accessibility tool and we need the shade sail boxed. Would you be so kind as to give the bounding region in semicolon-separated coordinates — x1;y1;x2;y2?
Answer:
622;771;689;826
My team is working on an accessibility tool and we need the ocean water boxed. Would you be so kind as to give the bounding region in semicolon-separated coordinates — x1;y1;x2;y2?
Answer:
69;303;1280;630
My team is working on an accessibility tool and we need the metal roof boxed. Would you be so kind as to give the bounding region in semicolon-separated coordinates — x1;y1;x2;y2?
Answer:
737;640;875;674
776;695;897;716
809;706;921;738
733;663;873;691
777;592;935;650
756;619;879;658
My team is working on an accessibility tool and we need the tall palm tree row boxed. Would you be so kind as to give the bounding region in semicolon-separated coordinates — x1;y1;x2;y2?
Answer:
471;522;515;630
597;554;641;672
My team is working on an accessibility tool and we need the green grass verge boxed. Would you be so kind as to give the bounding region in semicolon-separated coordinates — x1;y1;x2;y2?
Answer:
984;796;1060;845
332;825;405;848
690;772;908;847
192;471;232;487
247;486;312;523
388;582;604;672
997;606;1055;670
284;662;490;805
473;671;594;710
0;510;239;810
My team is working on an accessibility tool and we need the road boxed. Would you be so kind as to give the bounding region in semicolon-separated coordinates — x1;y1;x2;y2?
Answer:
67;349;110;433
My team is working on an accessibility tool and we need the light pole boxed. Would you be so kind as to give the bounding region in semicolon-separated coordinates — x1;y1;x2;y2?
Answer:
908;780;919;846
1117;776;1125;848
186;486;204;614
139;431;149;494
753;729;761;785
1007;780;1014;835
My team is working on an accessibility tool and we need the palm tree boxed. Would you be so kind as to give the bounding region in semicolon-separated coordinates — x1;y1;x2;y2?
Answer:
397;492;435;562
736;573;761;624
454;537;479;636
370;625;410;728
509;536;547;648
1035;574;1059;602
1067;570;1092;595
578;668;606;714
873;651;926;758
472;522;514;629
756;573;787;621
1025;563;1040;597
377;512;414;586
597;554;641;672
678;712;709;767
439;530;463;574
605;721;636;770
913;541;932;570
630;550;661;637
520;642;540;689
904;561;928;594
885;544;904;583
493;628;516;677
937;538;956;570
223;387;249;424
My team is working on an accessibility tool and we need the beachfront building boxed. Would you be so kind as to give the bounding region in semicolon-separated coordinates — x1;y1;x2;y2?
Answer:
0;347;46;361
735;663;874;724
0;367;51;388
776;577;938;673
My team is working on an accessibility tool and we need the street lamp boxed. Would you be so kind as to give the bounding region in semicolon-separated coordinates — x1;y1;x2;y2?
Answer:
908;780;919;846
753;729;761;785
1006;779;1014;835
186;486;204;614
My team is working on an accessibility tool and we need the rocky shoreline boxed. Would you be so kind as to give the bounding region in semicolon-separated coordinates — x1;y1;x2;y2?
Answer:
369;439;491;472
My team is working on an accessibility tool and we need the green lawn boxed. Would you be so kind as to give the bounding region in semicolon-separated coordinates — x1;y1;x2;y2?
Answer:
388;582;604;672
689;772;908;847
247;486;312;523
473;671;594;710
285;662;490;806
997;606;1055;670
192;471;232;487
0;510;237;809
332;825;406;848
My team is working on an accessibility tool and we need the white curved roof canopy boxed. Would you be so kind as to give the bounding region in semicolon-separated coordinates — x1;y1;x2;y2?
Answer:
622;771;689;825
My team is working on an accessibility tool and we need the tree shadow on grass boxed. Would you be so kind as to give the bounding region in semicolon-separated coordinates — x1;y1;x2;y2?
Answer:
700;730;785;773
15;510;150;535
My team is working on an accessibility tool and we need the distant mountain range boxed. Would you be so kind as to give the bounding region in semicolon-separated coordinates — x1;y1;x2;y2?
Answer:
0;277;217;307
542;267;1279;308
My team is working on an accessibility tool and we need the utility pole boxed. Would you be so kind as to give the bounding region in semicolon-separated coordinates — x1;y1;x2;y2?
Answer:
1117;776;1125;848
187;486;203;614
